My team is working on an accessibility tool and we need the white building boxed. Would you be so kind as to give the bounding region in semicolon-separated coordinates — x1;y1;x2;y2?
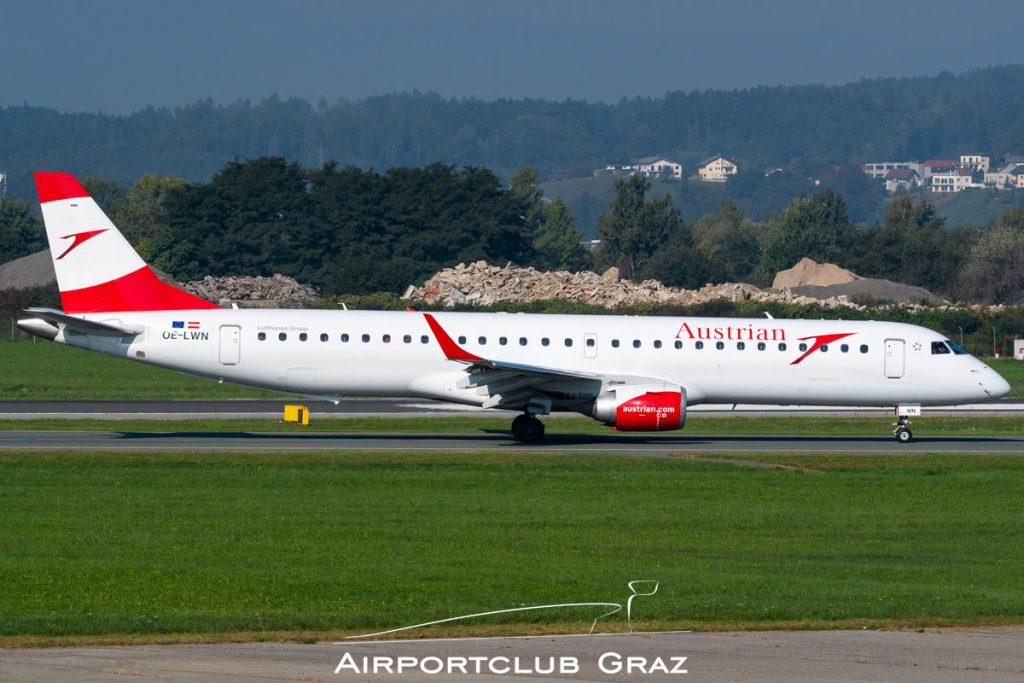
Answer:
960;154;990;173
596;157;683;180
862;161;922;179
929;168;984;193
697;154;738;182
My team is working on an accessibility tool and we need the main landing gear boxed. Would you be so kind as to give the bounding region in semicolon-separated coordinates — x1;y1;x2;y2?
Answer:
511;414;546;444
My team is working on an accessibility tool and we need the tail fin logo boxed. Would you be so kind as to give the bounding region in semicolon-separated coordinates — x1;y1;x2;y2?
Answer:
56;229;109;260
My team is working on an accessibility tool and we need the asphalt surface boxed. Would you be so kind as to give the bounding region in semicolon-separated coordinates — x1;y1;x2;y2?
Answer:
2;398;1023;419
4;628;1024;682
2;430;1024;455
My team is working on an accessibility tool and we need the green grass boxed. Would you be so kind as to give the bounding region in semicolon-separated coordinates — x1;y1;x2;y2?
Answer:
0;342;285;400
3;451;1024;645
1;415;1022;436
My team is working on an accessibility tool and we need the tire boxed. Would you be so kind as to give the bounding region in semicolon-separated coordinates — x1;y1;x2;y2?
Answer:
511;414;529;442
519;416;546;444
895;427;913;443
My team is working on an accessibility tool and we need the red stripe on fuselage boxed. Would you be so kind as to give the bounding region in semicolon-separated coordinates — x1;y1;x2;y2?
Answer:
59;266;219;314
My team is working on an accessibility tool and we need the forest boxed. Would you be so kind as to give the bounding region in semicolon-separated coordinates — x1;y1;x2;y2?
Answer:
3;65;1024;211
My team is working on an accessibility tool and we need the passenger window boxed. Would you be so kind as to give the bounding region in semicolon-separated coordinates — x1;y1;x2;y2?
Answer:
612;339;620;348
421;335;429;344
931;341;951;354
757;342;765;351
299;332;308;342
820;344;828;353
458;335;466;344
840;344;849;353
654;340;662;349
404;334;412;343
566;338;574;347
258;332;266;341
779;342;787;352
341;333;349;342
519;337;528;346
586;338;595;347
798;343;808;352
361;334;370;343
674;340;682;349
716;341;724;350
632;340;641;348
860;344;868;353
278;332;287;341
737;342;745;350
478;336;487;345
695;341;704;350
320;333;328;342
499;337;508;346
542;338;550;346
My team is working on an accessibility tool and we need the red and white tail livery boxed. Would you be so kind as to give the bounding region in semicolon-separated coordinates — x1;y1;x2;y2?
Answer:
20;172;1011;444
37;172;216;314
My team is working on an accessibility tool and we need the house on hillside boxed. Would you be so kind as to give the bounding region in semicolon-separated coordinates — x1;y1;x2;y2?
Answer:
922;159;958;180
862;161;922;179
960;154;990;173
697;154;737;182
884;168;922;193
1012;166;1024;189
929;167;984;193
595;157;682;179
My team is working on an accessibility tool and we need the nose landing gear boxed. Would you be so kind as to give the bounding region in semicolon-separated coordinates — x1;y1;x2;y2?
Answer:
892;404;919;443
511;414;546;443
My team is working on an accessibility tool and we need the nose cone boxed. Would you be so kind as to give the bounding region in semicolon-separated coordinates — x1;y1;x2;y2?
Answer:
978;362;1012;399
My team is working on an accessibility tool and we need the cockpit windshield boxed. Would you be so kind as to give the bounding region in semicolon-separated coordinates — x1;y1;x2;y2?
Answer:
945;339;969;355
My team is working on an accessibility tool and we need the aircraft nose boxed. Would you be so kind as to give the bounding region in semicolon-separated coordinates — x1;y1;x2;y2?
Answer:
989;372;1012;399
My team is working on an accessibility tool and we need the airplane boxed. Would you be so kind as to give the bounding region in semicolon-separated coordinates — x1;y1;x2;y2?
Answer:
17;172;1011;443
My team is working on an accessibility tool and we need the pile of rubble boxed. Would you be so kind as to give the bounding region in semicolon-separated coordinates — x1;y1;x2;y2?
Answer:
182;274;321;308
401;260;864;310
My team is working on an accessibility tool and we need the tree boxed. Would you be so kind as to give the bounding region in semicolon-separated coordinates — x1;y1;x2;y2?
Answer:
757;189;855;283
115;173;188;245
596;175;690;278
0;197;46;263
532;197;587;272
507;165;545;232
956;224;1024;303
693;201;761;283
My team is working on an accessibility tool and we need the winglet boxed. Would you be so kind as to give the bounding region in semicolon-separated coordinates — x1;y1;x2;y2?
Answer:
423;313;483;362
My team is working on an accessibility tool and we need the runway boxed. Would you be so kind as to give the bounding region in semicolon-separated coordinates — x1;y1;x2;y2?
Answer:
4;628;1024;682
2;430;1024;455
1;398;1023;419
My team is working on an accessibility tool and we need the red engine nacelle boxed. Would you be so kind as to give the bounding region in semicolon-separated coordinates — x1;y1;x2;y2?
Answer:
592;387;686;432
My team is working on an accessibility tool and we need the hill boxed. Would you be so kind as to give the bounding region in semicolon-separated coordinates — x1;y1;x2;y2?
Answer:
4;66;1024;206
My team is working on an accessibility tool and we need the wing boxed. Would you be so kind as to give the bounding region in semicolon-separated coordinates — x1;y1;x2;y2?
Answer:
422;313;676;411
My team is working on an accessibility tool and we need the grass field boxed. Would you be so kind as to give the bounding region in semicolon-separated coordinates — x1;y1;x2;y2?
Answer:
2;451;1024;646
2;340;1024;400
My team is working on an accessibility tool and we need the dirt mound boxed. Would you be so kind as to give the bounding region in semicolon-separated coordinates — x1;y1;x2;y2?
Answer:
772;258;860;289
0;250;56;291
182;274;320;307
791;279;945;306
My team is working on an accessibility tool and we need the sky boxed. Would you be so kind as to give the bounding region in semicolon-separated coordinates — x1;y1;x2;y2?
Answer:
2;0;1023;114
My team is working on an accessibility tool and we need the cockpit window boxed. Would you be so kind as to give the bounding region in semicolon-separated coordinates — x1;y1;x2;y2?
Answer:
931;341;951;355
945;339;969;355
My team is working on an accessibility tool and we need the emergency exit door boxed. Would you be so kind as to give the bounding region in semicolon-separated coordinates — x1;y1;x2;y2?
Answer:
219;325;241;365
884;338;904;378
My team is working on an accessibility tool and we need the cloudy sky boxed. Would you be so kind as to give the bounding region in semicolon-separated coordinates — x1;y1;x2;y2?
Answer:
3;0;1022;113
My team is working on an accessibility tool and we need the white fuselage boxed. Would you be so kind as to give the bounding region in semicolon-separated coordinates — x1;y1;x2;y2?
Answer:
53;309;1009;410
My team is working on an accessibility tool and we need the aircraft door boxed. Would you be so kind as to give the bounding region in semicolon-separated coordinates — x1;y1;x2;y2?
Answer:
884;338;904;378
219;325;241;365
584;333;598;358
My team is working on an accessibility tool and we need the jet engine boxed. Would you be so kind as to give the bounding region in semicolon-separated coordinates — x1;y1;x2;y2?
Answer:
592;385;686;431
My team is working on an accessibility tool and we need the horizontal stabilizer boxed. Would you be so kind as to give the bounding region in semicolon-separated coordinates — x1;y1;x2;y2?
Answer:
22;307;143;337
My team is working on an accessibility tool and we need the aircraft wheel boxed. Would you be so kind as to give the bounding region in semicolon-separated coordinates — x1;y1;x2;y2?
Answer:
511;414;529;441
515;416;546;444
895;427;913;443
